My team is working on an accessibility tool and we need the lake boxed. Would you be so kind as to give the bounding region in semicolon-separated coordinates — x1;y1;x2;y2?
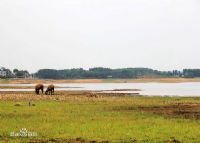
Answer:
0;82;200;96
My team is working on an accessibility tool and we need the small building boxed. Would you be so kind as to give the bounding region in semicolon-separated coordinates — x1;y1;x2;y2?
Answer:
0;69;7;77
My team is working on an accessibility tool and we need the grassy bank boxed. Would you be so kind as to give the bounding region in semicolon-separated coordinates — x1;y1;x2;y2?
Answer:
1;78;200;84
0;91;200;142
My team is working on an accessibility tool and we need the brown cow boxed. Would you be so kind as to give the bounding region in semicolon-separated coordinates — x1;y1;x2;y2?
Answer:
35;84;44;95
45;84;54;95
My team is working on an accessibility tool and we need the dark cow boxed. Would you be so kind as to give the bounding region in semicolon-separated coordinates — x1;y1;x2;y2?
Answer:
35;84;44;95
45;84;54;95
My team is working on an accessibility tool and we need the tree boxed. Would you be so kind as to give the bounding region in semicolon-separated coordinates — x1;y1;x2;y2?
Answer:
13;69;30;78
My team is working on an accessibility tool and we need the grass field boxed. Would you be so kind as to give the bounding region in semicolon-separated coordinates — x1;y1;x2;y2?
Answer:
0;91;200;143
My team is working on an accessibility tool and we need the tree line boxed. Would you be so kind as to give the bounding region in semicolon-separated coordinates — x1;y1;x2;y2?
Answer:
35;68;200;79
1;66;200;79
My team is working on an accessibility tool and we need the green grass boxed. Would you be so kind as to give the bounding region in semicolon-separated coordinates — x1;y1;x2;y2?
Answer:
0;96;200;142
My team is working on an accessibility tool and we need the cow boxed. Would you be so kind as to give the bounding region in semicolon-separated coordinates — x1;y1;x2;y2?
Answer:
45;84;54;95
35;84;44;95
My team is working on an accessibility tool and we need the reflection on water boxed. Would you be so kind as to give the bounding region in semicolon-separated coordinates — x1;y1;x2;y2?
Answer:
0;82;200;96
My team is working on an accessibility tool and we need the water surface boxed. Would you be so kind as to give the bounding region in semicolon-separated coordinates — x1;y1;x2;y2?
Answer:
0;82;200;96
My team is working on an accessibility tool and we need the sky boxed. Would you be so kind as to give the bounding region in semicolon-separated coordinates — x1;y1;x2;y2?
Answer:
0;0;200;73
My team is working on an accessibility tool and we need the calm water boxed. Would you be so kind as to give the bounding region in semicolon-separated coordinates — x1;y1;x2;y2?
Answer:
0;82;200;96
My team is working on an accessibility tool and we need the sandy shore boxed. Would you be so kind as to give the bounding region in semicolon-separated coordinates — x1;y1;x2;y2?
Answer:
1;78;200;84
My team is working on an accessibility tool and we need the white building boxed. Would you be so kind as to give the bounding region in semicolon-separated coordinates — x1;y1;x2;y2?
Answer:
0;69;7;77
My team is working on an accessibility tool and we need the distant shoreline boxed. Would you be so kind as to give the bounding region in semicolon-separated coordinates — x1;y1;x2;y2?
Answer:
1;78;200;84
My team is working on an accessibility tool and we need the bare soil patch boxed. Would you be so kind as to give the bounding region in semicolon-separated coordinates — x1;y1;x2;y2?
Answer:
139;103;200;120
29;138;110;143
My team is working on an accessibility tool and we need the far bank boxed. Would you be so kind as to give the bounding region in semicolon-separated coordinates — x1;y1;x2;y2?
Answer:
1;78;200;84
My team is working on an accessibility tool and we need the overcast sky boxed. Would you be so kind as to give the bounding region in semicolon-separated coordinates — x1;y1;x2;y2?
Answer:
0;0;200;72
